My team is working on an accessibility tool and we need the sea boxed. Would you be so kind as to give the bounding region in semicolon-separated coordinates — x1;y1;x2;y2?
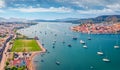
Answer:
18;22;120;70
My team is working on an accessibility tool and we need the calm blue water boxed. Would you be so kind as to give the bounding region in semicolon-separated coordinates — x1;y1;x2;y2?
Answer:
18;22;120;70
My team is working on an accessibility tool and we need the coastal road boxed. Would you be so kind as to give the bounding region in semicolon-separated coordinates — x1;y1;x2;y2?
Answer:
0;35;13;70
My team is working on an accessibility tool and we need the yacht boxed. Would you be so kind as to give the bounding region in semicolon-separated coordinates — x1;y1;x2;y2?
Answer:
102;58;110;62
114;45;119;49
83;45;87;48
97;51;104;55
80;40;85;44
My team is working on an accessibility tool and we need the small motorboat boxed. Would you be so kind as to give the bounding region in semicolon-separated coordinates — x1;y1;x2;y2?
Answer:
102;58;110;62
83;45;87;48
97;51;104;55
68;44;72;47
41;59;44;62
52;46;55;48
42;44;44;46
72;37;77;40
114;45;119;49
88;37;91;40
55;34;57;36
56;61;60;65
80;40;85;44
62;41;65;44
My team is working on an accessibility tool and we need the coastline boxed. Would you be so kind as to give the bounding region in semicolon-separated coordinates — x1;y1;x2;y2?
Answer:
30;40;46;70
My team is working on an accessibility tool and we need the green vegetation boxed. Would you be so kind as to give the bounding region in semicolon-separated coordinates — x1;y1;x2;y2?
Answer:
11;39;41;52
5;66;26;70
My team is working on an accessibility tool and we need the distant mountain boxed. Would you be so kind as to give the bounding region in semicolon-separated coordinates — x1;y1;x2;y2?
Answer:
0;17;32;23
65;15;120;24
33;18;80;22
33;15;120;24
1;15;120;24
55;18;80;21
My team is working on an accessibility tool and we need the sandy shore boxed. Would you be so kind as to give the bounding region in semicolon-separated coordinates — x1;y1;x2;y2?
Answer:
28;40;46;70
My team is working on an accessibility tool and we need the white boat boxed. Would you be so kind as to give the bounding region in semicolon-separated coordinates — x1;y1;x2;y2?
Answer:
114;45;119;49
72;37;77;40
83;45;87;48
88;37;91;40
97;51;104;55
56;61;60;65
80;40;85;44
102;58;110;62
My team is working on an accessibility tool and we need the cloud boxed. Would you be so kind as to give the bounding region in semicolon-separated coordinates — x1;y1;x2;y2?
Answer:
0;0;5;8
55;0;120;15
10;6;73;13
77;8;114;15
106;4;120;10
55;0;120;10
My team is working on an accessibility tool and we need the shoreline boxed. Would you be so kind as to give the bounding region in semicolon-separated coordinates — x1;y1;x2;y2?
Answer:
29;40;46;70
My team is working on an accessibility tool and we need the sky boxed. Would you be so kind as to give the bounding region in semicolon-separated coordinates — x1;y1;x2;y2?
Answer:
0;0;120;20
